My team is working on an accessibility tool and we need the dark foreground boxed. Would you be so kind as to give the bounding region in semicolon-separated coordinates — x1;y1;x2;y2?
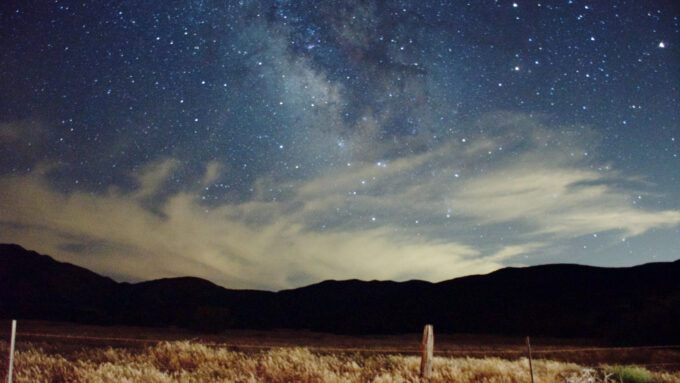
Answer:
2;320;679;373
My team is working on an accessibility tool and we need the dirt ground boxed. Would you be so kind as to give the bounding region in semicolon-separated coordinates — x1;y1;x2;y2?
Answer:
1;319;679;374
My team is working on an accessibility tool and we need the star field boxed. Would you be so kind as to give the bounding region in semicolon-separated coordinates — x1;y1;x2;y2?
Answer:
1;0;678;289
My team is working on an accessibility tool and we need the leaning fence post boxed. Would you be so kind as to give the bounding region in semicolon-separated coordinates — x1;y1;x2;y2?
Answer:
7;320;16;383
420;324;434;379
526;336;534;383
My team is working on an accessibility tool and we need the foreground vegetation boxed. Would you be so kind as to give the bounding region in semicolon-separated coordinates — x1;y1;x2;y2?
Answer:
5;341;680;383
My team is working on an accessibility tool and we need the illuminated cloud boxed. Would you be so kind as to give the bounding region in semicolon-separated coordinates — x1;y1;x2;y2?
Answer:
1;114;678;289
450;163;680;238
132;158;180;200
0;166;487;289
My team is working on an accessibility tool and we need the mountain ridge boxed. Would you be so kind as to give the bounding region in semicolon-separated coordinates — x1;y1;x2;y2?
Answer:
2;242;676;291
1;243;678;343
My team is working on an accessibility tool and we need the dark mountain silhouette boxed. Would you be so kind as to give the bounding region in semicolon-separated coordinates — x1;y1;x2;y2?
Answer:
0;244;119;323
1;243;678;343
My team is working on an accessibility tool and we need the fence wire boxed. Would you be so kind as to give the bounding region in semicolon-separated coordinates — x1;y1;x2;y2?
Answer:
13;331;680;356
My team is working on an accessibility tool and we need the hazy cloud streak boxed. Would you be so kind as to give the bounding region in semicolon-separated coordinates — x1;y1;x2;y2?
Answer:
1;114;678;289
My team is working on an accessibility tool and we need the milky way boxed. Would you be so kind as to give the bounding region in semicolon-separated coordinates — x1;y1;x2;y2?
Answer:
1;0;678;290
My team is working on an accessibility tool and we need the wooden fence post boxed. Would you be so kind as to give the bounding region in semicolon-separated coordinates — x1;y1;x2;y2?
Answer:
420;324;434;379
7;320;16;383
526;336;534;383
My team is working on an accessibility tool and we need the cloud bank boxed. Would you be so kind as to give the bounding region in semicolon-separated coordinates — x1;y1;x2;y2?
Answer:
1;114;678;290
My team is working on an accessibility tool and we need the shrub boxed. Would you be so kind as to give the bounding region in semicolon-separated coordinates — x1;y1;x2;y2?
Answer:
604;365;653;383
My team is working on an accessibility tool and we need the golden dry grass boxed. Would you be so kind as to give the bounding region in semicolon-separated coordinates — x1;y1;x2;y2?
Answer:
5;340;680;383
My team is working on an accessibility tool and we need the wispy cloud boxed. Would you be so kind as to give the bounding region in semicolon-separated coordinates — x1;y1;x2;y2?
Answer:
1;113;678;289
132;158;180;200
450;163;680;238
0;166;492;289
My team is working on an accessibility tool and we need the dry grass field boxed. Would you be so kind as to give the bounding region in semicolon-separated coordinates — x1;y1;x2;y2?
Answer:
4;341;680;383
1;321;679;382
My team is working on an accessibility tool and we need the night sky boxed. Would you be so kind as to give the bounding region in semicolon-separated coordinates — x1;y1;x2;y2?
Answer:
1;0;678;290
